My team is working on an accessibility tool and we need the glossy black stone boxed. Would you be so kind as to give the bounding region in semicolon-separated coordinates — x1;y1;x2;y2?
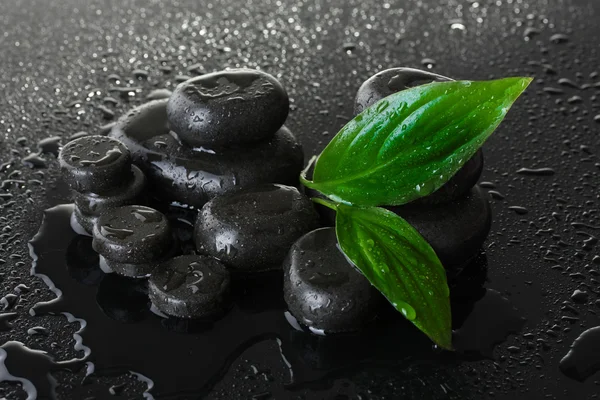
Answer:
354;67;483;205
283;227;381;333
72;165;146;215
59;135;132;194
354;67;452;114
195;184;320;272
167;69;289;148
411;149;483;206
92;205;172;264
389;186;492;268
110;99;304;208
149;255;231;319
71;205;97;236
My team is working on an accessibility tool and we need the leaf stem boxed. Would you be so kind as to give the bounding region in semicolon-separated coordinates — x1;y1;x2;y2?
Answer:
299;155;319;189
311;197;338;211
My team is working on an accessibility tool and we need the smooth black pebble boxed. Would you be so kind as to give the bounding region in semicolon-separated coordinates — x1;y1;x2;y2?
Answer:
110;99;304;208
92;205;173;274
389;186;492;267
72;165;146;215
283;227;380;333
149;255;231;319
354;67;483;205
167;69;289;148
354;67;452;114
59;135;132;194
194;184;320;272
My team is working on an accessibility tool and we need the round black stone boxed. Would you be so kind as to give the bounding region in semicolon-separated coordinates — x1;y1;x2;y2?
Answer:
110;99;304;208
411;149;483;206
389;186;492;268
72;165;146;215
194;184;320;272
354;67;482;205
167;69;289;148
148;255;231;319
71;205;97;236
59;135;132;194
92;205;172;264
283;227;381;333
354;67;452;114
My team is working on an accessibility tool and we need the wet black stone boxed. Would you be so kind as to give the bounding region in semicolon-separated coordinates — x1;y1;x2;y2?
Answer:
110;99;304;208
354;67;452;114
167;69;289;148
149;255;231;319
389;186;492;268
412;149;483;206
59;135;132;194
92;205;172;264
71;205;97;235
354;67;482;205
72;165;146;215
194;184;320;272
283;227;381;333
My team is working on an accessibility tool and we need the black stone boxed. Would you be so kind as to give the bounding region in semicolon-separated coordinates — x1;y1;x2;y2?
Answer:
389;186;492;268
283;227;381;333
353;67;483;205
148;255;231;319
411;149;483;206
71;205;97;236
194;184;320;272
167;69;289;148
110;99;304;208
59;135;132;194
72;165;146;215
354;67;452;114
92;205;172;264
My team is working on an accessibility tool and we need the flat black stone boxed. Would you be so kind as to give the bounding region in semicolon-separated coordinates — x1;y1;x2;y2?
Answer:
110;99;304;208
71;205;97;236
195;184;320;272
283;227;381;333
389;186;492;268
148;255;231;319
72;165;146;215
59;135;132;194
354;67;483;205
167;69;289;148
92;205;172;264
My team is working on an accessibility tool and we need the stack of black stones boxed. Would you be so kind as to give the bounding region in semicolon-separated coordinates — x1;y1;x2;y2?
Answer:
58;68;491;333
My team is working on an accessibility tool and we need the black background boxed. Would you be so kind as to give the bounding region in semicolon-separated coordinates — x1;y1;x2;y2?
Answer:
1;0;599;398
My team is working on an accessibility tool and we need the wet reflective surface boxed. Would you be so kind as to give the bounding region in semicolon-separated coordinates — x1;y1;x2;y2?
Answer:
1;0;600;398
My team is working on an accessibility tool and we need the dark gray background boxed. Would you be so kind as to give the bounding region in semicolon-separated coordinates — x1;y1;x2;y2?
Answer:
0;0;599;398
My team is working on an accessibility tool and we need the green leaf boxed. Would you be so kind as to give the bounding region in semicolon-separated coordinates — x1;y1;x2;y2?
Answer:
335;204;452;350
301;77;532;206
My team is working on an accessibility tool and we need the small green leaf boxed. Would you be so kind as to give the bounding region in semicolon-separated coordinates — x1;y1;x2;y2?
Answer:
335;204;452;350
302;77;532;206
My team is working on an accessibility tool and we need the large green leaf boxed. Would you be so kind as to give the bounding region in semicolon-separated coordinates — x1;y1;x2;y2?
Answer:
335;204;452;349
302;78;532;206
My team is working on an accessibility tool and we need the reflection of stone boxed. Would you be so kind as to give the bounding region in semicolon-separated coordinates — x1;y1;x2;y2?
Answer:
452;289;526;358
